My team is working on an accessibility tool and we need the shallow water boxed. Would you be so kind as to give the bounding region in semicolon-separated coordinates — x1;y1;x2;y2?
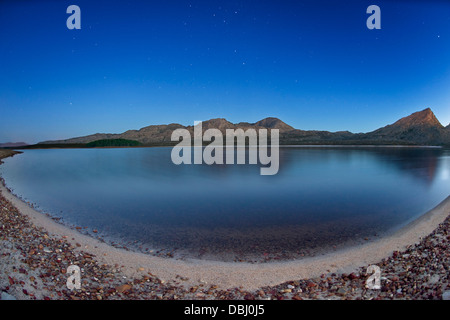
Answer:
1;146;449;262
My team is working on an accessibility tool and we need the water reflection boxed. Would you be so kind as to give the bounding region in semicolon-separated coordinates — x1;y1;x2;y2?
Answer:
278;146;443;185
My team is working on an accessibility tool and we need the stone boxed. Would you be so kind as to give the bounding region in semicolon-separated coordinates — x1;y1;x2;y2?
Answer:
442;291;450;300
349;273;359;280
428;275;440;285
116;284;132;293
337;288;347;295
1;292;16;300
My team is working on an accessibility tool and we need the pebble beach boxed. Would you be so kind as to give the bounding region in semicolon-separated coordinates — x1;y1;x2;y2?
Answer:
0;149;449;300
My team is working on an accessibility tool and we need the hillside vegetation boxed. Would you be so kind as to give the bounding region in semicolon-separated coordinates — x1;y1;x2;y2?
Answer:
85;139;142;148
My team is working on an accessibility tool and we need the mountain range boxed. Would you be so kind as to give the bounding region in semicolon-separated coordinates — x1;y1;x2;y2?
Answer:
37;108;450;147
0;142;29;148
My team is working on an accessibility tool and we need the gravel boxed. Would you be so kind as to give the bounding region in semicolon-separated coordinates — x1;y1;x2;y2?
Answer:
1;188;448;300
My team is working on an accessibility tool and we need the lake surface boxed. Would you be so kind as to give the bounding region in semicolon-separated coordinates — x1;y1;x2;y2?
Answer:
1;146;449;262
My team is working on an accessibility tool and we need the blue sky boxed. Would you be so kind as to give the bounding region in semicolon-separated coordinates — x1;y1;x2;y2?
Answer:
1;0;450;143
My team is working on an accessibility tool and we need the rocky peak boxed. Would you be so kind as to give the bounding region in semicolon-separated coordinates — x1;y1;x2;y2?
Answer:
392;108;443;129
254;117;294;131
200;118;235;130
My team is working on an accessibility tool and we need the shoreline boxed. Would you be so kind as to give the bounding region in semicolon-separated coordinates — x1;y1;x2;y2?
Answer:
11;144;445;150
1;150;449;299
3;180;449;290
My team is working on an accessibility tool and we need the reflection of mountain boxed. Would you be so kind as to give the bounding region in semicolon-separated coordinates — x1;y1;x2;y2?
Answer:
36;108;450;147
363;147;441;185
276;146;442;185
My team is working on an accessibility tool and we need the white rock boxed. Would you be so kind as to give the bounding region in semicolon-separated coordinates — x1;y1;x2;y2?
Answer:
442;291;450;300
428;274;440;285
1;292;16;300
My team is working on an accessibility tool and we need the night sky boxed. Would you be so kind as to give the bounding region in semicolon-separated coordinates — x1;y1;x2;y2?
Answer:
1;0;449;143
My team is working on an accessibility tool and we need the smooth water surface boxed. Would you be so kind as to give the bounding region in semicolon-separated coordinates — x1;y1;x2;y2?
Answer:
1;146;449;261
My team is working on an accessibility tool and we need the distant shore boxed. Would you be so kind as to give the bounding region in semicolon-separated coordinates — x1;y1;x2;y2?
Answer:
10;143;446;150
0;150;449;299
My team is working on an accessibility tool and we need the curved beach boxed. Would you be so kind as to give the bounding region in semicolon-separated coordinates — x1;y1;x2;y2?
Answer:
1;149;449;299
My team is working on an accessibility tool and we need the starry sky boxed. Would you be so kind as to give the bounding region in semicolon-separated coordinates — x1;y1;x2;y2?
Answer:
1;0;450;144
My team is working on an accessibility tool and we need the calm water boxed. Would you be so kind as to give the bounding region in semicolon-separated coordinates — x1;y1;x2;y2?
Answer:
1;147;449;262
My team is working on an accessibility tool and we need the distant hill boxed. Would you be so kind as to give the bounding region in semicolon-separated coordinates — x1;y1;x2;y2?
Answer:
0;142;28;148
39;123;184;146
39;118;295;145
361;108;447;145
36;109;450;147
254;117;294;131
